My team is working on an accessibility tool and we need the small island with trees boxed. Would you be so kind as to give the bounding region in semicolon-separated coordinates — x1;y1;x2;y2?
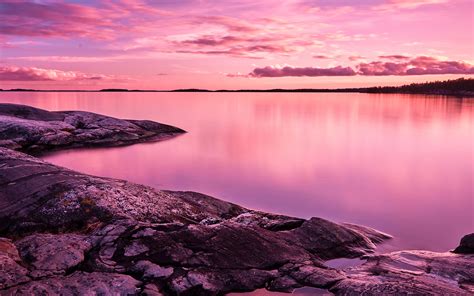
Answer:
358;77;474;96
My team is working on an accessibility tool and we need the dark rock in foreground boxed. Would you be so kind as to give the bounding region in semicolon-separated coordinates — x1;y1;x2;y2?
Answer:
0;103;184;153
0;148;472;295
0;104;472;295
0;147;390;295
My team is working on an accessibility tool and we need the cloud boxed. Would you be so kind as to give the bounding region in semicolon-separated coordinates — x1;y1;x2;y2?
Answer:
162;15;312;59
226;72;249;78
313;55;331;59
170;31;307;58
248;65;357;77
103;14;311;59
348;55;366;61
0;66;118;81
190;16;260;33
175;42;297;58
179;35;244;46
378;55;410;60
358;56;474;75
231;56;474;78
298;0;450;15
374;0;449;10
312;32;377;42
0;0;170;39
0;1;114;39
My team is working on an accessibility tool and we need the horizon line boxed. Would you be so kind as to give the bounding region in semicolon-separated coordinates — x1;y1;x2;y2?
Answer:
1;77;473;95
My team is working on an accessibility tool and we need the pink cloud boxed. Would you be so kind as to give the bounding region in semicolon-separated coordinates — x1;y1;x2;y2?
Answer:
358;56;474;75
0;0;169;39
190;16;261;33
171;32;304;58
313;55;331;59
357;61;408;76
375;0;449;10
233;56;474;78
175;43;295;59
157;16;314;59
348;55;366;62
248;65;357;77
0;66;117;81
179;35;244;46
0;1;114;38
378;55;410;60
226;72;249;78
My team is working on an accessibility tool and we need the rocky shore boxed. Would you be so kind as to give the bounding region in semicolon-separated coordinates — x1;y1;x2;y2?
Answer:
0;104;472;295
0;103;185;154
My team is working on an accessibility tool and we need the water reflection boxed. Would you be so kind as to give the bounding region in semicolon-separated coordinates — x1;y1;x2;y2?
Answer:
0;92;472;251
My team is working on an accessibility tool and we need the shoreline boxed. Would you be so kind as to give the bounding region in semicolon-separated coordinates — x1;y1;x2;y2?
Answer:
0;104;472;295
1;77;473;98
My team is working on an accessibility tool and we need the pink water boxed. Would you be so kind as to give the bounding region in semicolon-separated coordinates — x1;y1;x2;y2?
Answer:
0;92;472;251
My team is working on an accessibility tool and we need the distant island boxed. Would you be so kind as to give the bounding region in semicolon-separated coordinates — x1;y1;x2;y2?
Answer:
2;78;473;97
357;78;474;96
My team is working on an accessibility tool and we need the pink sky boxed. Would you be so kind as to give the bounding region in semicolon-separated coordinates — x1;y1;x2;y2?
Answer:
0;0;473;90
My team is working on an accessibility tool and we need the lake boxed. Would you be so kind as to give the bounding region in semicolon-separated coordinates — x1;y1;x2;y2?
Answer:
0;91;472;252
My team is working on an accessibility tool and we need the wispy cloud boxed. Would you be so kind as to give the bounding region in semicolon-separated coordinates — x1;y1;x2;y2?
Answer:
0;1;118;39
0;0;170;39
0;66;124;81
374;0;450;11
313;55;332;59
348;55;366;62
378;55;411;60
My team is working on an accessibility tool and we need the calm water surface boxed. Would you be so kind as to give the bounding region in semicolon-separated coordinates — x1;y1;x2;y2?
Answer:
0;92;472;252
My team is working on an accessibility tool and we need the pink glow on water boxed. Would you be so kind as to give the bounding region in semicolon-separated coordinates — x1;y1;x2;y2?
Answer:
0;92;472;251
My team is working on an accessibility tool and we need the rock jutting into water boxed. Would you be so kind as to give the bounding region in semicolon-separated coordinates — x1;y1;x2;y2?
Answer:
0;103;185;153
0;104;472;295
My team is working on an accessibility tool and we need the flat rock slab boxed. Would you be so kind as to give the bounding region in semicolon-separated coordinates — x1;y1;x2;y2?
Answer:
331;250;474;295
0;103;185;153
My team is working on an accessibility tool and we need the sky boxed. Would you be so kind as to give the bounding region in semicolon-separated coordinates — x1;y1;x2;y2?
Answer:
0;0;473;90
